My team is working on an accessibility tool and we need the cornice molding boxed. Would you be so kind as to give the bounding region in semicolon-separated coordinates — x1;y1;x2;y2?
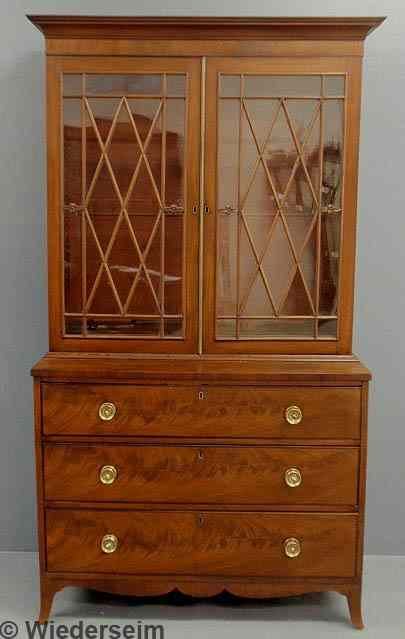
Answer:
27;15;385;41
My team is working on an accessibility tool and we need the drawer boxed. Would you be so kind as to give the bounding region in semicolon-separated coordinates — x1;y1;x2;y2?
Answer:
42;384;361;439
46;509;357;577
44;444;359;506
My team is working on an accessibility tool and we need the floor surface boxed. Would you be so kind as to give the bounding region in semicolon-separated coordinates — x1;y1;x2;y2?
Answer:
0;553;403;638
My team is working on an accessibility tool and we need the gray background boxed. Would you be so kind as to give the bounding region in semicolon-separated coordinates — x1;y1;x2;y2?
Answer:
0;0;403;555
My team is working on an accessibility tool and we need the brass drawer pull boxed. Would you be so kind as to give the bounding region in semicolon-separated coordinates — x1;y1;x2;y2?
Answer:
99;465;118;485
285;405;303;425
285;467;302;488
98;401;117;422
101;534;119;554
284;537;301;558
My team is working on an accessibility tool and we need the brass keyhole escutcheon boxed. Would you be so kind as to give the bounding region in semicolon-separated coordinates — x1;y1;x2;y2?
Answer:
284;537;301;559
285;467;302;488
98;401;117;422
285;405;303;425
101;534;119;554
99;465;118;485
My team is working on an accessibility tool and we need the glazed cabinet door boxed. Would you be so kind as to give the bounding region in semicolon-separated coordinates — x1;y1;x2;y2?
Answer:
48;57;200;352
203;57;361;354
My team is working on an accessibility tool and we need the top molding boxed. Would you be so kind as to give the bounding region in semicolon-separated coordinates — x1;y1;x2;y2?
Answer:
27;15;385;41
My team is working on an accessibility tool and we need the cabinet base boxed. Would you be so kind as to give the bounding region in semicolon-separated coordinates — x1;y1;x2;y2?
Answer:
37;575;364;629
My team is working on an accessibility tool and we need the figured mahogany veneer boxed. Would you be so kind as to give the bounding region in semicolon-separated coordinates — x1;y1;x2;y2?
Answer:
46;509;357;577
44;444;359;505
33;358;369;627
42;383;361;439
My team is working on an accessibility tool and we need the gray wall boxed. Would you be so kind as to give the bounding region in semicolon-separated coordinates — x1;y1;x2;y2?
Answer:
0;0;403;554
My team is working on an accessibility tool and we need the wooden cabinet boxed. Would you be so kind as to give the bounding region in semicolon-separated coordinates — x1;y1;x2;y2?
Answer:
30;15;383;627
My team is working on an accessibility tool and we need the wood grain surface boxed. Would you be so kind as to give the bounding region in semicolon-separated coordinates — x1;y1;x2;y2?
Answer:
42;383;361;438
44;444;359;505
46;509;358;577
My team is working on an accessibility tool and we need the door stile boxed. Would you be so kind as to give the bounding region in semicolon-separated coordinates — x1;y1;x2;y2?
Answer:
198;57;207;355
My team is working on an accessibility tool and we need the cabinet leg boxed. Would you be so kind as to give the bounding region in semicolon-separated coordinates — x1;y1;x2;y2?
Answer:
346;588;364;630
38;579;58;623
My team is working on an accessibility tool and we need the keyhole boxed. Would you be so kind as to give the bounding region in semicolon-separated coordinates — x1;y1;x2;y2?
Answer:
198;513;204;527
198;390;205;400
197;449;204;461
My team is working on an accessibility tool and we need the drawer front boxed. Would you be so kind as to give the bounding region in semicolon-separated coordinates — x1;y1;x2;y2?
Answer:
42;384;361;439
46;509;357;577
44;444;359;506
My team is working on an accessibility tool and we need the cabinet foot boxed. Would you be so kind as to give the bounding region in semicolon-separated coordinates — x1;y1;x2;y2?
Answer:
38;580;58;623
346;588;364;630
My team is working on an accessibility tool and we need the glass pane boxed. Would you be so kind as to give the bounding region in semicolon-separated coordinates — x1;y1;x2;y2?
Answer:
62;73;186;339
216;319;236;339
216;74;345;342
322;100;344;209
86;75;162;95
162;99;185;327
165;99;185;209
164;319;182;337
63;99;82;205
63;99;83;314
239;319;314;339
63;75;82;96
86;318;161;336
245;75;321;97
216;99;239;318
319;210;341;315
217;210;238;317
64;214;82;313
167;75;186;97
220;75;241;97
164;217;183;315
65;317;82;335
216;318;315;339
324;75;345;97
217;99;239;210
318;318;337;339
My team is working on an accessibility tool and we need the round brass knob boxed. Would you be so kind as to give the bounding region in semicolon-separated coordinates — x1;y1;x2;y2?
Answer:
98;402;117;422
285;467;302;488
99;465;118;485
101;534;118;554
284;537;301;558
285;405;303;425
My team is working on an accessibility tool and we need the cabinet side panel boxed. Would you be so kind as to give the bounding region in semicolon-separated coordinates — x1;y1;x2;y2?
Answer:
47;58;63;351
34;380;46;573
337;59;363;353
356;381;369;577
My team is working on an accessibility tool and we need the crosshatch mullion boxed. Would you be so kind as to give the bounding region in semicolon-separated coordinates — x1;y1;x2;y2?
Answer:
82;92;164;320
63;69;192;340
216;72;344;340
